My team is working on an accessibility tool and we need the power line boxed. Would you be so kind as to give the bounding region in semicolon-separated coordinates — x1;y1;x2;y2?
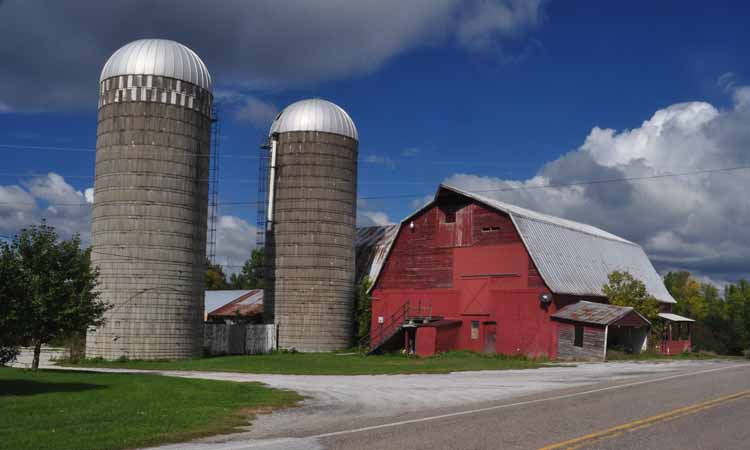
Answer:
0;164;748;208
360;165;750;199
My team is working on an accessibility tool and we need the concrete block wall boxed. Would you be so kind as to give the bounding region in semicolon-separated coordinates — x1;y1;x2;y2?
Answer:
86;76;212;360
264;131;358;352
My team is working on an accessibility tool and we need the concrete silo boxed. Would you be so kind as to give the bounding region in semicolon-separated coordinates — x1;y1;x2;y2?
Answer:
86;39;213;359
264;99;358;352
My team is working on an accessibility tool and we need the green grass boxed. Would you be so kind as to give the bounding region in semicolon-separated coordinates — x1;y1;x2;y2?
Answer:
0;367;302;450
62;350;547;375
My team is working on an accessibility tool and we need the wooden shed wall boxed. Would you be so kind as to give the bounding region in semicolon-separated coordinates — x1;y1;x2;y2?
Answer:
556;323;606;360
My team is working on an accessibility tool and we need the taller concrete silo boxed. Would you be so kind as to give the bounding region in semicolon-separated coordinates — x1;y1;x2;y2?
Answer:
264;99;358;352
86;39;213;360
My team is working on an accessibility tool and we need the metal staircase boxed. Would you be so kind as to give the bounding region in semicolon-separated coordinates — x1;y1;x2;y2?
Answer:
359;300;437;354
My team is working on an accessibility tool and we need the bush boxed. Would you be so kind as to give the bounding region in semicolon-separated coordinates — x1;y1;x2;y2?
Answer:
0;346;19;366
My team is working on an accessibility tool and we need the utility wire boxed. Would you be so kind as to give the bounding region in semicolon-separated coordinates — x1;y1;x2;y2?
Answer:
0;164;748;208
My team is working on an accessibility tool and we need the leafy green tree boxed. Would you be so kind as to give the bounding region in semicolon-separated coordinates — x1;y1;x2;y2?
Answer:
724;280;750;355
204;263;229;290
603;271;661;322
0;239;24;365
664;271;708;320
354;277;373;344
603;271;662;350
7;221;108;369
229;249;264;289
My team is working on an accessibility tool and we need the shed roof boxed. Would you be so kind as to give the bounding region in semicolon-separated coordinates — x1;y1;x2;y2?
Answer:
208;290;264;317
387;184;675;304
658;313;695;322
552;301;650;326
205;290;255;316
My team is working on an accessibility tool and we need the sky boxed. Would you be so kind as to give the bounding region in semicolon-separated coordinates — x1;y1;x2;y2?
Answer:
0;0;748;284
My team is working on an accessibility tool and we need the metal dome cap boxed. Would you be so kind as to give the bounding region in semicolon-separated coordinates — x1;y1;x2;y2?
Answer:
270;98;358;141
100;39;213;93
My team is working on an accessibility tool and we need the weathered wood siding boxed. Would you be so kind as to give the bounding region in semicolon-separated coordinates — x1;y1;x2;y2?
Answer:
376;208;453;289
556;323;606;360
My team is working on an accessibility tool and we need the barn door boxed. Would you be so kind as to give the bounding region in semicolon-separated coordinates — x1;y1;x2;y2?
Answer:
483;323;497;353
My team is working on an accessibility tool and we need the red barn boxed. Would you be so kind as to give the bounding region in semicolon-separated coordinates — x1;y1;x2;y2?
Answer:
360;184;689;360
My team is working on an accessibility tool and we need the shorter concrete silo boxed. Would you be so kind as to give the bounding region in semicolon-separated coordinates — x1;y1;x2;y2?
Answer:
263;99;358;352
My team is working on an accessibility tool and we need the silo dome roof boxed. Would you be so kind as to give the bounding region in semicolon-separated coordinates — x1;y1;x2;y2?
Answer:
270;99;358;140
100;39;212;92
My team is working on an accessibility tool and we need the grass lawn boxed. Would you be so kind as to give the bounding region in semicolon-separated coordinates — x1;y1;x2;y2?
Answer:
63;350;547;375
0;367;302;450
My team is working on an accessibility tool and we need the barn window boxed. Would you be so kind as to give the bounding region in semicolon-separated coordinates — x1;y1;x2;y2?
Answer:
470;321;480;340
445;211;456;223
574;325;584;347
481;226;501;232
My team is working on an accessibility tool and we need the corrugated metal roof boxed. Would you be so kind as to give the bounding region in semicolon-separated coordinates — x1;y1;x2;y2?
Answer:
100;39;213;92
439;184;676;304
552;301;649;326
204;290;254;316
658;313;695;322
208;289;264;317
355;224;399;286
270;98;358;140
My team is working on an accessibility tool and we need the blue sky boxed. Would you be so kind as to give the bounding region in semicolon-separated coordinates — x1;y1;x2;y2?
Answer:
1;1;749;282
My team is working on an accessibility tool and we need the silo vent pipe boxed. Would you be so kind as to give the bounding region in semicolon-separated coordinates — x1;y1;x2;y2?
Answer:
266;137;278;230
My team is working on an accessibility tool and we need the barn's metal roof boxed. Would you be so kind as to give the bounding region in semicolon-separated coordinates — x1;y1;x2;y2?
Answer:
658;313;695;322
100;39;213;92
270;98;358;140
552;301;650;326
439;184;676;304
355;225;399;286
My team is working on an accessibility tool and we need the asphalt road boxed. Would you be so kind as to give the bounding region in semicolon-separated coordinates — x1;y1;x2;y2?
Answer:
141;360;750;450
315;362;750;450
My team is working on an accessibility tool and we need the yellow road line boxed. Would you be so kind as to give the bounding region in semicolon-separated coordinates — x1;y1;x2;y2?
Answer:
538;390;750;450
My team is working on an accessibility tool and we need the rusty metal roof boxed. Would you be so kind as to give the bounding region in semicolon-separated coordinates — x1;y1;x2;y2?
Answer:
437;184;676;304
355;224;399;286
206;289;264;318
552;301;650;326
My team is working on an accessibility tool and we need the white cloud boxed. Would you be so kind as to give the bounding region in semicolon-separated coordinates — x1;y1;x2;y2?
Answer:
0;173;91;244
445;89;750;283
401;147;421;157
233;96;279;128
214;215;257;273
0;101;12;113
0;1;546;111
362;154;396;169
457;0;544;50
357;199;393;227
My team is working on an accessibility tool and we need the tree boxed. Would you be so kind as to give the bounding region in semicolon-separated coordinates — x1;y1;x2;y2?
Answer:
354;277;373;344
204;263;228;290
664;271;708;320
5;221;108;369
603;271;662;349
229;249;264;289
0;239;24;365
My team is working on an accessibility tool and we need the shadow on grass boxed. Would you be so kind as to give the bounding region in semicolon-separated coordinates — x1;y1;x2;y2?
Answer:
0;379;105;397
